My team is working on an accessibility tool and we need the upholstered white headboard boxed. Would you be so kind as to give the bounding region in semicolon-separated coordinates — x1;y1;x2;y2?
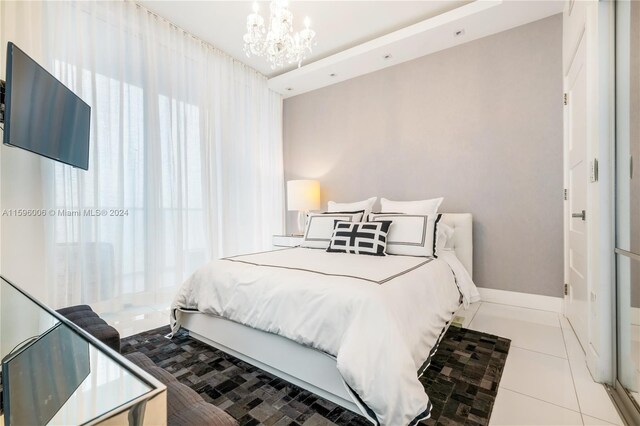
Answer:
440;213;473;278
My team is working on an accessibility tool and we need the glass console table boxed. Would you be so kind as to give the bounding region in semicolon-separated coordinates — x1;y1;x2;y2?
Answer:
0;276;166;425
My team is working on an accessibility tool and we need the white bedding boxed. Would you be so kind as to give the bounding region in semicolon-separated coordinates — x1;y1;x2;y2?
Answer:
171;247;479;425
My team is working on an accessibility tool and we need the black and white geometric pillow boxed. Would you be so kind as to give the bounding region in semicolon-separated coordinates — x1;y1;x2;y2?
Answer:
326;221;392;256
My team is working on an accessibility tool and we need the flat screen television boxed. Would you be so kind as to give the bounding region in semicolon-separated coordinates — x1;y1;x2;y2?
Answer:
2;42;90;170
2;322;90;425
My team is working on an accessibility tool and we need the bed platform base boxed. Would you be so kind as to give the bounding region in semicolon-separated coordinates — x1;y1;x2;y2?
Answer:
180;311;362;415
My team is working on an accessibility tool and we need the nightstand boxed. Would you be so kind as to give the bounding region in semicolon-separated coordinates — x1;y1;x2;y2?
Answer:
272;235;303;247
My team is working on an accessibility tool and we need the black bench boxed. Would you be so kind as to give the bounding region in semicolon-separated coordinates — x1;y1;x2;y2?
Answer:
125;352;238;426
56;305;121;352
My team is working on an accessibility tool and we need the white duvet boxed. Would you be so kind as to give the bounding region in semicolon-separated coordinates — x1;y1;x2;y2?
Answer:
171;247;479;425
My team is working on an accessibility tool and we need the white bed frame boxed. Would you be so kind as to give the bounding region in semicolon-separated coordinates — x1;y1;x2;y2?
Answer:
179;213;473;416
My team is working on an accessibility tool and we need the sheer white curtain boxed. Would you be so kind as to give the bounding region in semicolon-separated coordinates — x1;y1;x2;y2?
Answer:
35;1;283;311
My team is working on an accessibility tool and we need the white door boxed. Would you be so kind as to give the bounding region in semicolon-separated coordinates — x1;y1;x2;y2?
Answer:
565;33;589;350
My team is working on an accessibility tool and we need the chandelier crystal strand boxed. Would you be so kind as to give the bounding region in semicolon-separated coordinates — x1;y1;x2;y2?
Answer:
243;0;316;69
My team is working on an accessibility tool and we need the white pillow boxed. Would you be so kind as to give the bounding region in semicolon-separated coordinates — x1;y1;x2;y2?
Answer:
369;213;441;257
301;211;365;249
327;197;377;219
379;197;443;215
436;222;454;255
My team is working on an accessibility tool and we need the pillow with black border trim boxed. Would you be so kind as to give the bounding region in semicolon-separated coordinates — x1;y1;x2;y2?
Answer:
326;220;392;256
369;212;443;257
300;211;364;249
322;210;366;215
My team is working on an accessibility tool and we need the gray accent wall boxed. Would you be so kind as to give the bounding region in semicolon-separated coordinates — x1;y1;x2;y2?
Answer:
283;14;563;297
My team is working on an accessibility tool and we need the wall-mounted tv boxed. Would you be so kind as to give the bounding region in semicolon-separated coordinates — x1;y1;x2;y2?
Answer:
2;42;90;170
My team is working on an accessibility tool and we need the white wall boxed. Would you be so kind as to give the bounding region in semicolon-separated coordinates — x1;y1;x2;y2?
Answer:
0;0;52;353
0;2;50;304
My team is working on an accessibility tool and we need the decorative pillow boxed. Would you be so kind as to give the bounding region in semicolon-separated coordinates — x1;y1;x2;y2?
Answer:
301;211;364;249
327;221;392;256
366;211;402;221
327;197;377;219
380;197;443;215
369;213;442;257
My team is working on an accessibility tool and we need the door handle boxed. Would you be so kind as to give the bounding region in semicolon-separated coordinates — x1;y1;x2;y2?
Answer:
572;210;586;221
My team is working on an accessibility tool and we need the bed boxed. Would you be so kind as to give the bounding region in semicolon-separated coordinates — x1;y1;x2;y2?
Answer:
170;213;478;425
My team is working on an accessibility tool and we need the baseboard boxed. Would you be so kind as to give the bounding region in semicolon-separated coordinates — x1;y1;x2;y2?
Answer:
477;287;563;313
631;307;640;326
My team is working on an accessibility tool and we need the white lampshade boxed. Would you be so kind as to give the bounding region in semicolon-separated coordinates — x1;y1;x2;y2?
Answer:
287;180;320;211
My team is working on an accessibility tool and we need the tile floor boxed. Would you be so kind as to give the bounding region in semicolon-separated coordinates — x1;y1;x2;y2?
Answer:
108;301;625;426
460;302;624;426
100;303;171;339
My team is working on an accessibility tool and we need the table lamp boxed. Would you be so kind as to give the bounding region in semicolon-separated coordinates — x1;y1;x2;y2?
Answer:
287;180;320;235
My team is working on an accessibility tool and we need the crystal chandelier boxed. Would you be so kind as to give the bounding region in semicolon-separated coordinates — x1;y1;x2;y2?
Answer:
243;0;316;69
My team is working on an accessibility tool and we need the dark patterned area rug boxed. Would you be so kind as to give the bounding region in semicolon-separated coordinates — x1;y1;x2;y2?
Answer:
121;325;510;426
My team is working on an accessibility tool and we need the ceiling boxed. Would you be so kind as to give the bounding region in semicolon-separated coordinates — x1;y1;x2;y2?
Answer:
138;0;564;97
138;1;470;77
